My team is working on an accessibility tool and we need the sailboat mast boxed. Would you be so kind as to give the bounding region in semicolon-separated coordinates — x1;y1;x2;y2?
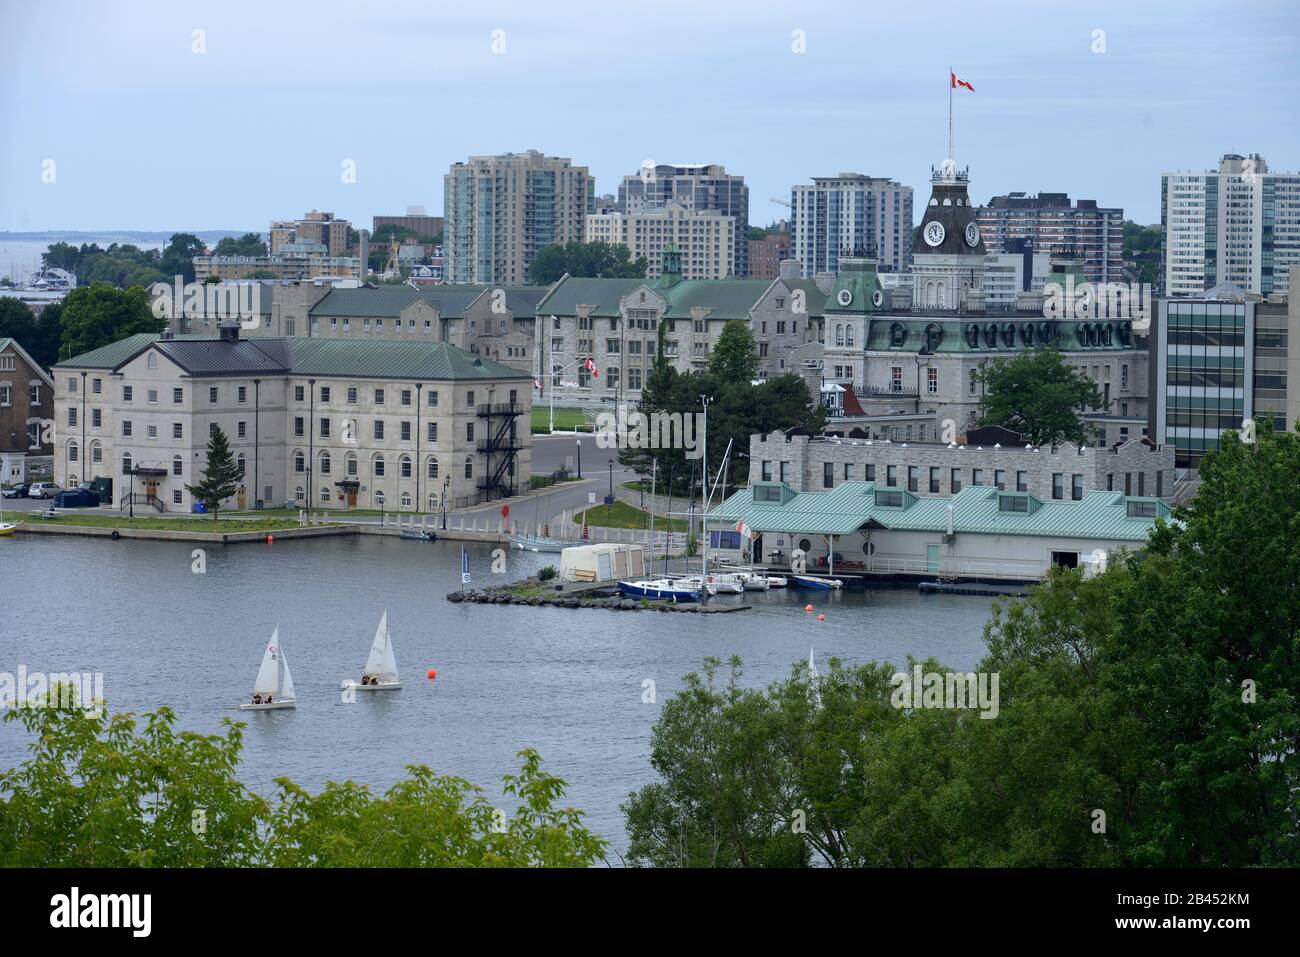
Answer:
699;394;710;598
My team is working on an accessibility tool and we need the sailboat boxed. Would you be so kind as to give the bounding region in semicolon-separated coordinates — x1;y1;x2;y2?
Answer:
239;628;297;710
808;646;822;709
0;500;15;536
341;610;401;690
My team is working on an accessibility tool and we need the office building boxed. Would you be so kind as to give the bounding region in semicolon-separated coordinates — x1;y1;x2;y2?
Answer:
977;192;1124;284
790;173;913;277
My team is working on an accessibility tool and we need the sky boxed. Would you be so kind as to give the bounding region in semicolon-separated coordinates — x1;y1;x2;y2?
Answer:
1;0;1297;233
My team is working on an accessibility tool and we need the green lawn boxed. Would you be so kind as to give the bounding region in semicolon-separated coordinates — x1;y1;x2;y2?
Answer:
532;406;592;433
19;514;331;534
574;500;687;532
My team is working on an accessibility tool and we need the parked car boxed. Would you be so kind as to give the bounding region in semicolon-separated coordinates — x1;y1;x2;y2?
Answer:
1;483;29;498
53;488;99;508
28;482;61;499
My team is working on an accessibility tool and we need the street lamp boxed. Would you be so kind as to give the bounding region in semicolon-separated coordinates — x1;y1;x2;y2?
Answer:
607;458;614;524
441;475;451;529
575;437;582;479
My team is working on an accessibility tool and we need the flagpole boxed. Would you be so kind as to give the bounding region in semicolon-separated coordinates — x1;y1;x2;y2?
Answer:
948;66;953;162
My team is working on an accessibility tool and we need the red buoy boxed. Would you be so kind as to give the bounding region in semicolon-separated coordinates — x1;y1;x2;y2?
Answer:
426;669;437;680
817;614;825;622
804;604;813;613
267;534;274;544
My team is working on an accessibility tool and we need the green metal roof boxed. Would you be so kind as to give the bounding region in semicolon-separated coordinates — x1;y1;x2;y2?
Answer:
53;333;209;370
710;482;1166;543
658;279;770;320
536;276;645;317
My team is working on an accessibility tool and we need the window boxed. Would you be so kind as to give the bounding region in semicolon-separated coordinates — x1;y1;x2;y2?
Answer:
321;486;331;503
320;386;330;402
929;467;940;493
823;462;834;489
1071;474;1083;501
401;390;412;406
374;420;384;440
427;422;438;443
951;468;961;493
968;370;977;395
347;386;358;404
994;469;1006;491
908;466;919;493
294;416;304;437
147;353;157;370
464;457;473;479
173;387;183;404
237;421;246;438
891;367;902;392
428;457;439;479
294;451;305;473
927;367;938;394
319;452;331;475
998;495;1029;513
346;453;358;476
1052;473;1064;500
169;455;183;477
173;422;183;439
68;376;77;393
320;418;330;438
466;390;475;407
295;385;305;402
147;389;158;404
972;468;984;487
209;423;217;438
209;387;218;403
375;388;385;405
1016;471;1028;493
123;385;133;402
427;390;437;407
466;422;474;442
865;464;875;482
761;460;772;481
401;455;412;478
374;455;386;477
122;420;133;437
173;490;183;505
91;442;102;464
1127;500;1157;518
122;452;132;474
68;441;78;462
91;408;101;428
237;386;246;403
874;489;904;507
886;465;897;487
400;421;411;442
147;425;157;439
67;407;76;427
92;378;102;394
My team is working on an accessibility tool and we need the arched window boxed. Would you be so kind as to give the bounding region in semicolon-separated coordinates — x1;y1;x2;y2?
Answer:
236;453;246;477
172;454;183;477
845;325;854;347
295;486;305;502
320;486;330;503
400;454;412;479
91;440;102;464
319;451;331;475
428;491;439;510
400;492;412;508
427;456;439;479
373;454;385;477
464;457;473;479
835;324;844;347
935;281;947;305
294;450;305;473
122;452;133;474
67;439;78;463
345;452;358;476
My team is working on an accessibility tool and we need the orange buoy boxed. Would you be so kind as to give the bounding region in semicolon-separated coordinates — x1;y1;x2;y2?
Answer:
817;614;825;622
804;604;813;613
267;534;274;544
426;669;437;679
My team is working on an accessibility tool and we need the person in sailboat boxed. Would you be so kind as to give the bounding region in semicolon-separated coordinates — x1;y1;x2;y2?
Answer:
252;693;262;704
265;694;272;704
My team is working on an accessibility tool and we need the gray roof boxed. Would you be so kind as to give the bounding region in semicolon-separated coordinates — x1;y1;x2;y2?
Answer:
311;284;550;320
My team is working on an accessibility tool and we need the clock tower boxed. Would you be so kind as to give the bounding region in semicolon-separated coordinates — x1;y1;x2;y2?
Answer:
913;158;987;311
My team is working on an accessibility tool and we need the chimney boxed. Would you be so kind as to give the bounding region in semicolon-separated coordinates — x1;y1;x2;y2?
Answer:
779;258;800;283
219;322;240;343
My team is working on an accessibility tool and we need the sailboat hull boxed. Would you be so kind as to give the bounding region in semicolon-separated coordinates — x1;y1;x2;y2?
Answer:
341;680;402;691
238;700;296;711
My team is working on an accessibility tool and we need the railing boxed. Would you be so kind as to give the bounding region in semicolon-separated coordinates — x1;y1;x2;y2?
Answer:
860;556;1043;580
476;402;525;417
119;493;164;513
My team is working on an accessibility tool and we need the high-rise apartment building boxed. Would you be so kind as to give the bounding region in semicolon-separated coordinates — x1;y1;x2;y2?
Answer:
269;210;351;258
618;163;748;275
585;203;737;279
749;232;792;280
977;192;1124;285
1161;154;1300;298
444;151;593;285
790;174;913;277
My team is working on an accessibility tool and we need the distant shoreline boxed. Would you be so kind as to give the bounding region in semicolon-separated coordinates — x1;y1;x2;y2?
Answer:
0;230;254;243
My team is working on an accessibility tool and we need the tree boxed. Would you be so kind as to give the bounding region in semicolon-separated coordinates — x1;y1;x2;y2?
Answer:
707;320;759;384
58;282;163;361
976;347;1103;447
213;233;268;258
529;241;647;284
159;233;205;283
186;425;243;519
0;691;606;867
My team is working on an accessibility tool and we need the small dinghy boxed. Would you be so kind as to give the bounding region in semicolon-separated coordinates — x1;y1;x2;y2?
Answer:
239;629;297;710
765;576;788;588
342;610;401;691
399;528;436;542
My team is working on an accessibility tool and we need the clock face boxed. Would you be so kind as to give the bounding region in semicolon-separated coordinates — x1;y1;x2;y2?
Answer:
924;221;946;247
836;289;853;307
965;222;981;247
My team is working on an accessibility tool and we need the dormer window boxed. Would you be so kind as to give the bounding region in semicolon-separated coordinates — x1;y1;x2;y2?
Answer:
1127;500;1158;519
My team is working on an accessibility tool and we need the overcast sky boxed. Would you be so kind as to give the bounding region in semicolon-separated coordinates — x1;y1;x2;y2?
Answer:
2;0;1296;233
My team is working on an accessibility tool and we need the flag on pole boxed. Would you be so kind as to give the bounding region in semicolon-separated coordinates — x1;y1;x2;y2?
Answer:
532;376;541;389
461;546;471;584
583;356;599;378
951;72;974;92
736;519;753;539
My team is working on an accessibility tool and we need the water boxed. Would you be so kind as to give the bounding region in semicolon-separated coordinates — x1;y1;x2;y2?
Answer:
0;534;1000;854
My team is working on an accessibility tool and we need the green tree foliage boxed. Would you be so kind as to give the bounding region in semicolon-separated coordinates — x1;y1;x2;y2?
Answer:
186;425;243;519
0;298;62;369
625;422;1300;866
58;282;163;361
1123;221;1161;285
0;695;606;867
707;319;759;384
158;233;205;283
529;241;647;284
976;347;1103;447
213;233;268;257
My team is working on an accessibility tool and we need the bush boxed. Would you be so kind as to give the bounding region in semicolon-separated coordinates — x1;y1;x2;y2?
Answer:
538;566;558;582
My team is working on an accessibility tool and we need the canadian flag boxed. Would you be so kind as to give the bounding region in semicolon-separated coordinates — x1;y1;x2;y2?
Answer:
951;72;974;92
532;376;541;390
736;519;753;539
583;356;599;378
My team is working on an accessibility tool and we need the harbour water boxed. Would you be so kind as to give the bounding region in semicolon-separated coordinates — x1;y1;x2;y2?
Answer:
0;533;1000;854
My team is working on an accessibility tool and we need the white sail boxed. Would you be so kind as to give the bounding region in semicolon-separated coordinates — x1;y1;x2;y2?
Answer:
278;640;296;700
252;629;283;696
808;646;822;709
363;611;399;682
